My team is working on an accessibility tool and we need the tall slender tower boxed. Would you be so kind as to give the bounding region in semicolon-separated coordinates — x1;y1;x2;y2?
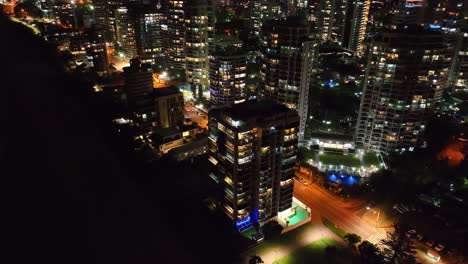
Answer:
184;0;211;98
115;6;137;58
348;0;371;56
164;0;186;70
123;59;156;134
355;28;456;154
260;17;317;140
93;0;122;42
131;2;165;65
87;25;109;75
447;0;468;91
208;100;299;230
317;0;349;44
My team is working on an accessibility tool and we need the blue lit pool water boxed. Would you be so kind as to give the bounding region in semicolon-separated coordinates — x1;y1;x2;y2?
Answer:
327;172;361;185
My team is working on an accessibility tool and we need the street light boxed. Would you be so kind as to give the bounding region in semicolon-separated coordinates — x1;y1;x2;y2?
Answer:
366;207;380;228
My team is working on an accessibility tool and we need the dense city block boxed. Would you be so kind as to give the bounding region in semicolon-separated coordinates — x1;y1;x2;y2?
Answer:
1;0;468;263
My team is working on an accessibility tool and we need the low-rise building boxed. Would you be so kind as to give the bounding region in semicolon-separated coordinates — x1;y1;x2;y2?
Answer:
153;86;184;128
149;124;205;156
169;137;209;161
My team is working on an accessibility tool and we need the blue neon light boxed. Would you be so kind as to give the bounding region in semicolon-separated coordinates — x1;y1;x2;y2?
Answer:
429;24;441;29
251;208;259;223
327;172;361;186
236;216;250;227
323;80;338;88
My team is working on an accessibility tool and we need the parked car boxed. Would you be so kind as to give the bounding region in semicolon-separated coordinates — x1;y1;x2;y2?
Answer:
426;240;435;247
393;205;405;214
434;244;445;252
427;249;441;262
299;178;308;186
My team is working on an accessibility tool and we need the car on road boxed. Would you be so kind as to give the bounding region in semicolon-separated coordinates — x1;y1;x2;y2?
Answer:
392;205;405;214
434;244;445;252
298;178;308;186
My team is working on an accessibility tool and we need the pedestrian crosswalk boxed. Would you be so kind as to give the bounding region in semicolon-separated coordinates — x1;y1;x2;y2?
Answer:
366;231;388;245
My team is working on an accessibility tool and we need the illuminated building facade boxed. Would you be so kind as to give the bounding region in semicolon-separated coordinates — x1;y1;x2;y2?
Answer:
446;0;467;91
153;86;185;128
250;1;283;36
348;0;371;56
317;0;349;44
284;0;309;16
208;100;299;230
184;0;212;98
93;0;122;42
164;0;186;70
390;0;426;28
260;17;317;140
116;6;137;58
453;30;468;91
123;59;156;134
209;45;247;105
52;2;77;29
132;3;165;65
88;25;109;75
355;29;456;154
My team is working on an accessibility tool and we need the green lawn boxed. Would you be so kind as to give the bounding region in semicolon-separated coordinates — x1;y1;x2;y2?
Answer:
241;227;258;240
322;217;347;239
319;153;361;168
275;238;352;264
298;147;317;162
243;223;316;258
363;153;380;167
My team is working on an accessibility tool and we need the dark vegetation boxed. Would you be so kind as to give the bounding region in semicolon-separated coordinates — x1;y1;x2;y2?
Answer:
0;12;248;263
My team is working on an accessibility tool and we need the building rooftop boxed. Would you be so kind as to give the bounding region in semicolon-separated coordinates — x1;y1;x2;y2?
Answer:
310;132;353;142
153;127;180;138
180;123;199;132
376;26;447;39
123;59;152;73
153;86;181;97
168;137;208;155
213;46;247;57
219;100;294;120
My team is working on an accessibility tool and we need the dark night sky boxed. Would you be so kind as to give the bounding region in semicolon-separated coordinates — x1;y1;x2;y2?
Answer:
0;13;236;263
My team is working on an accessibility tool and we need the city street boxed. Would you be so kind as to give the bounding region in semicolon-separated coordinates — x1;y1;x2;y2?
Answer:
185;103;208;129
294;179;377;240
